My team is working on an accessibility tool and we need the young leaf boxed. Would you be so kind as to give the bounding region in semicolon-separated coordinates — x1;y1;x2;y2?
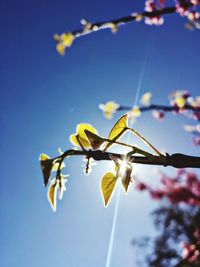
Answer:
101;172;118;206
175;97;186;108
130;106;141;117
99;101;119;119
70;123;98;148
140;92;152;106
121;164;132;193
70;134;91;148
39;153;53;186
51;160;65;172
84;130;105;150
61;33;74;47
103;114;128;151
47;180;58;212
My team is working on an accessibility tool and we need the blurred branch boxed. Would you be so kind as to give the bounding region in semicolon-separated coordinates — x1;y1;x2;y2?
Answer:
54;2;200;55
65;3;195;38
118;104;200;113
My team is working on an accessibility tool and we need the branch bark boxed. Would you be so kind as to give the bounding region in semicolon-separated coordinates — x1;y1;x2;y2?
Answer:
60;149;200;169
63;2;198;39
118;104;200;113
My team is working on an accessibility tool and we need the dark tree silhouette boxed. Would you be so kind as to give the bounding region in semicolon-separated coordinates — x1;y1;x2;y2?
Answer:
134;170;200;267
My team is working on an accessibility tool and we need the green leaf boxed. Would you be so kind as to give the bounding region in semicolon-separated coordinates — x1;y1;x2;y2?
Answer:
104;114;128;151
101;172;118;206
84;130;105;150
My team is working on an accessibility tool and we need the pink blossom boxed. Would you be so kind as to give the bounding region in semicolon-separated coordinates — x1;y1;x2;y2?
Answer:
193;136;200;145
136;182;147;191
152;110;164;120
176;4;189;16
192;111;200;121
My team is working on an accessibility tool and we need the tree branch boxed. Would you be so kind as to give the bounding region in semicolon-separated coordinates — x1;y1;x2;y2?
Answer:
118;104;200;113
57;2;198;40
59;149;200;169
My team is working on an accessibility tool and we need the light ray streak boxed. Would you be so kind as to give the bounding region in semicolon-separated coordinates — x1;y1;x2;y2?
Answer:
105;185;121;267
128;45;152;140
105;41;153;267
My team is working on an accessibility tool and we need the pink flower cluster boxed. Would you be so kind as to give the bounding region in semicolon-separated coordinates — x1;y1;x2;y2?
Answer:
176;2;190;16
152;110;165;120
144;0;200;27
152;90;200;146
181;241;200;263
136;169;200;264
175;0;200;28
144;0;165;25
180;227;200;263
136;169;200;206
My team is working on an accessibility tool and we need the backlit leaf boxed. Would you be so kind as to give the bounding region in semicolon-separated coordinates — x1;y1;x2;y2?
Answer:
55;32;75;55
121;164;132;193
39;153;53;186
104;114;128;151
130;106;141;117
84;130;105;150
101;172;118;206
175;97;186;108
77;123;97;139
40;153;50;161
47;179;58;212
61;33;74;47
70;123;98;148
140;92;152;106
56;43;65;55
51;160;65;172
70;134;90;148
99;101;119;119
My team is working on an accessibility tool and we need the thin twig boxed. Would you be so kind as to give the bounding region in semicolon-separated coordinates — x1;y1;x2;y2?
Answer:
118;104;200;113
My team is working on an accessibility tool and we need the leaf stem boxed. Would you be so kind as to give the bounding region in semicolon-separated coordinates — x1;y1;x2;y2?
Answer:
127;127;162;156
103;137;153;157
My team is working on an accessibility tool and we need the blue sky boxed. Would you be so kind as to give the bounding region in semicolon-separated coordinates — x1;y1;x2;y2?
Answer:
1;1;200;267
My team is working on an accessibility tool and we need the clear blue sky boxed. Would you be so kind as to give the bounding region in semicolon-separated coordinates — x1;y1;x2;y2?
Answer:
1;1;200;267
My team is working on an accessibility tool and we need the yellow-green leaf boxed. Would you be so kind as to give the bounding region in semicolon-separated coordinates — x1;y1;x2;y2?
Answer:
47;180;58;212
54;34;60;42
84;130;105;150
101;172;118;206
77;123;97;139
140;92;152;106
70;134;90;148
39;153;53;186
130;106;141;117
70;123;98;148
61;33;74;47
175;97;186;108
56;43;65;55
40;153;50;161
104;114;128;151
99;101;119;119
51;160;65;172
